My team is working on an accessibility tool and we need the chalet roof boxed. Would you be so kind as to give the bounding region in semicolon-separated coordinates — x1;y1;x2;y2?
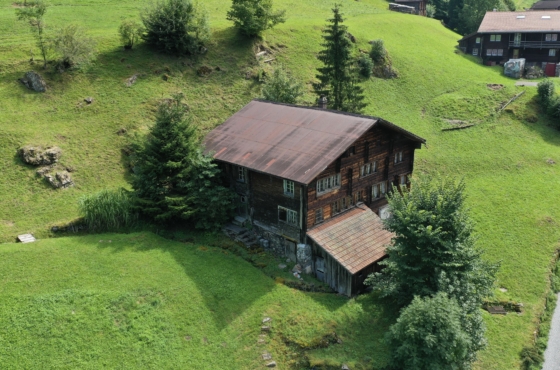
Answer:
204;100;425;184
306;206;394;274
478;10;560;33
531;1;560;10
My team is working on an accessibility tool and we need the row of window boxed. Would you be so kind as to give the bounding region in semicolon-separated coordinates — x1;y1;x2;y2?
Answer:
474;48;558;57
475;34;558;46
316;173;341;194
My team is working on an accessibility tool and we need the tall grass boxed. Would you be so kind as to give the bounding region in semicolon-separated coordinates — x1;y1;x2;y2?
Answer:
78;188;137;232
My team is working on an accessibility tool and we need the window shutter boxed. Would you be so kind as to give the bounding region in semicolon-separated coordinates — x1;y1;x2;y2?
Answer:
364;142;369;161
335;157;341;173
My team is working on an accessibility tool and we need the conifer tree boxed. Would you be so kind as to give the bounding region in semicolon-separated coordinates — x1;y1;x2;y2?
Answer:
131;94;236;229
314;4;366;114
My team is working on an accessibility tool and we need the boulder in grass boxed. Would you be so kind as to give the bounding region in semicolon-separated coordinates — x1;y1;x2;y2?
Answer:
19;71;47;92
19;146;62;166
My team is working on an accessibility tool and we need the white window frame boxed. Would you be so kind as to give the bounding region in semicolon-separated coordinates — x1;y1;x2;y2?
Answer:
472;48;479;56
476;37;481;44
283;179;295;196
237;166;246;183
394;151;403;164
316;173;341;195
550;49;557;56
498;49;503;56
372;181;387;199
490;34;501;42
278;206;298;226
360;161;377;177
546;34;558;41
315;208;323;223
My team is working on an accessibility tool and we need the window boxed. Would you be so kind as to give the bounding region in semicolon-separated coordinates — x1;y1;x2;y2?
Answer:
372;181;387;199
237;166;246;182
472;48;479;56
486;49;503;56
354;190;364;204
475;37;481;44
394;151;403;164
283;180;294;196
316;173;341;194
332;200;340;215
550;49;557;56
546;34;558;41
278;206;298;226
400;174;408;188
498;49;503;56
490;34;501;42
315;208;323;223
347;146;356;156
341;197;347;210
360;161;377;177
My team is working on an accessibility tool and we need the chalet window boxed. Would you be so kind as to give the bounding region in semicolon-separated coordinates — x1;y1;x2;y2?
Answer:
316;173;341;194
315;208;324;223
498;49;503;56
283;179;294;196
550;49;557;56
332;200;340;215
237;166;246;182
475;37;481;44
546;34;558;41
472;48;479;56
400;174;408;188
347;146;356;156
394;151;403;164
341;197;347;210
372;181;387;199
354;190;364;204
490;34;501;42
360;161;377;177
278;206;298;226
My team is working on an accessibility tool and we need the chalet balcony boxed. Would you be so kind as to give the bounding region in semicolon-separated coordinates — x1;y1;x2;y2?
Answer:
509;41;560;48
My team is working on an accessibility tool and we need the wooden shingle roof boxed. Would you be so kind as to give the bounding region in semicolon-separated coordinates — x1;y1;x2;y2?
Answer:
306;206;394;274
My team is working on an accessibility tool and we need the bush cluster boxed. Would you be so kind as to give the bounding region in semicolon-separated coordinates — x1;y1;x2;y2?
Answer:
537;79;560;120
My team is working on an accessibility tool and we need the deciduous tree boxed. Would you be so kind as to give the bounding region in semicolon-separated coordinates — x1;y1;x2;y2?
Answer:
261;67;303;104
15;1;49;68
227;0;286;37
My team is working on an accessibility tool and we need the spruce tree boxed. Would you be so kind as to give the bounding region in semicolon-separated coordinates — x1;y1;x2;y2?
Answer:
314;4;366;114
131;94;198;224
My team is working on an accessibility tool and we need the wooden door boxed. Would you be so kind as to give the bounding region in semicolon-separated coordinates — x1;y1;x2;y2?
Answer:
315;257;325;282
285;240;296;262
546;63;556;77
237;195;248;217
513;49;519;59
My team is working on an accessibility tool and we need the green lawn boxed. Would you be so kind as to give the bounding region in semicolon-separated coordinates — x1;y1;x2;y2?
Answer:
1;0;560;368
0;233;395;369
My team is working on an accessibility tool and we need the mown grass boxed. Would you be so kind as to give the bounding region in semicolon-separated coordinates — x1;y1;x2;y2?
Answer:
2;0;560;368
0;232;396;369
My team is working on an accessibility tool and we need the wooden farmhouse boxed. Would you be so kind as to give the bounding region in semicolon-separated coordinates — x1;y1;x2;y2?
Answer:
390;0;427;15
458;10;560;76
204;100;426;296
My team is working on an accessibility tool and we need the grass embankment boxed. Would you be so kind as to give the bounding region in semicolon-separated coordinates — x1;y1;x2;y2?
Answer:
1;0;560;368
0;233;395;369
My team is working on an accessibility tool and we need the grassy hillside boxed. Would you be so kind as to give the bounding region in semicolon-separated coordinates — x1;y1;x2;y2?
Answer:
0;232;396;369
1;0;560;368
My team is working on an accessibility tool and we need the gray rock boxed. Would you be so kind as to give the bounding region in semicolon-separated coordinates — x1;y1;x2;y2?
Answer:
261;326;271;332
19;71;47;92
20;146;62;166
341;365;350;370
266;361;276;368
262;352;272;361
46;171;74;188
84;97;94;104
262;317;272;324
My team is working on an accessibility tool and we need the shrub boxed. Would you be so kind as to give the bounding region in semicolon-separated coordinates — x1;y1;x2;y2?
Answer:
520;346;544;370
357;54;373;78
261;67;303;104
537;79;555;108
426;4;436;18
369;39;387;65
51;24;96;71
119;20;144;50
227;0;286;37
387;293;470;370
141;0;209;56
78;188;137;232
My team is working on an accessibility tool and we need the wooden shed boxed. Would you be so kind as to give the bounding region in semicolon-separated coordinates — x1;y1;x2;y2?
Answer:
306;205;394;296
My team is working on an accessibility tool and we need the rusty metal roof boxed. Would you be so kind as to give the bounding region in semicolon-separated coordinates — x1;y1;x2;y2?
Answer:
307;206;394;274
478;11;560;33
204;100;425;184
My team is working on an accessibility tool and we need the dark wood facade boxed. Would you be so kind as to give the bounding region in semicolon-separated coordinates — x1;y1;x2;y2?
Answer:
460;32;560;67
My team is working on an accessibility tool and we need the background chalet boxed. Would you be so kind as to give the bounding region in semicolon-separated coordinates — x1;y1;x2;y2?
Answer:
459;10;560;76
204;100;425;295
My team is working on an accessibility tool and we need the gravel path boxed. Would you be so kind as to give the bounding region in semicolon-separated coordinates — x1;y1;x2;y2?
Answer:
543;293;560;370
